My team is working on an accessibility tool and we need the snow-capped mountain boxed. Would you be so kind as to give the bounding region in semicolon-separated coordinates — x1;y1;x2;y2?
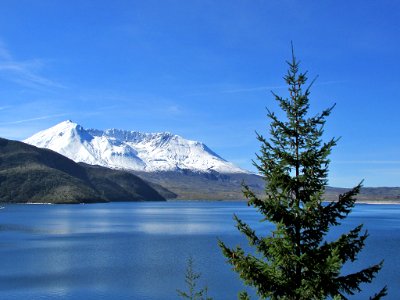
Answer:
24;120;248;174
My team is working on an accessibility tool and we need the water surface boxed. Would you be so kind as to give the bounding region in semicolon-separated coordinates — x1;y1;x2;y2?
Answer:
0;202;398;299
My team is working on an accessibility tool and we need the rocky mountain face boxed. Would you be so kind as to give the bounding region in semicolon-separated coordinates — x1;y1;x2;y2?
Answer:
24;120;248;174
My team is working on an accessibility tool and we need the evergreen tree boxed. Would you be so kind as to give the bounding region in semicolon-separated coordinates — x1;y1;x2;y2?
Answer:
219;46;387;299
177;256;213;300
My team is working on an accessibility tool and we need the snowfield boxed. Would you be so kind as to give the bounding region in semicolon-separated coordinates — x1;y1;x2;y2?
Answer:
24;120;249;174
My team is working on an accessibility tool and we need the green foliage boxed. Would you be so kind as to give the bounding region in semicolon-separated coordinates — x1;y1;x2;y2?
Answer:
0;138;166;203
177;256;213;300
238;291;251;300
219;46;387;299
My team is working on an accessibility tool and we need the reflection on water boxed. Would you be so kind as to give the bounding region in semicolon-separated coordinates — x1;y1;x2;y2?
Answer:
137;221;224;235
0;202;398;299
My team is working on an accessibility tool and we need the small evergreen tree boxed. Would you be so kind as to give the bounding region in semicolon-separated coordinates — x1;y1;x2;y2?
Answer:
177;256;213;300
219;46;387;299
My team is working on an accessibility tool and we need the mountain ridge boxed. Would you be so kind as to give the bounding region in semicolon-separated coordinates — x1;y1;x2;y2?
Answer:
24;120;248;174
22;121;400;202
0;137;167;203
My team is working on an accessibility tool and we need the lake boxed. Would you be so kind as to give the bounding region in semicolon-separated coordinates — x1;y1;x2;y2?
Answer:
0;201;398;299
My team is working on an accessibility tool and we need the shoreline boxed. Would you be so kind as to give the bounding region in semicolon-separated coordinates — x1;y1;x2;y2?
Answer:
168;199;400;205
1;199;399;205
353;200;400;205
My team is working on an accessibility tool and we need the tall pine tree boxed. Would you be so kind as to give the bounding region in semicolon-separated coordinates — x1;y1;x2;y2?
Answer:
219;46;387;300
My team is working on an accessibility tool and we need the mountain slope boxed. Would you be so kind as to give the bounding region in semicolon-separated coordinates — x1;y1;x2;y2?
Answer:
24;120;248;174
132;170;400;202
133;170;265;200
0;138;166;203
22;121;399;202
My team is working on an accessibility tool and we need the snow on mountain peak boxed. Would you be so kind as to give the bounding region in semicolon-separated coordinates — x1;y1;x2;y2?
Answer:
24;120;249;174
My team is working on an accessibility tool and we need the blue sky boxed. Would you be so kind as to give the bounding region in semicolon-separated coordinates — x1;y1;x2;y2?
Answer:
0;1;398;187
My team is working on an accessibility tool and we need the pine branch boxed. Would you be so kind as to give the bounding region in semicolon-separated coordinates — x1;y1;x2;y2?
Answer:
337;261;384;295
322;183;362;227
369;286;388;300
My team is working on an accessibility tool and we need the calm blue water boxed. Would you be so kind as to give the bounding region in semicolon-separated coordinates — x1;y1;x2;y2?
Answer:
0;201;398;299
